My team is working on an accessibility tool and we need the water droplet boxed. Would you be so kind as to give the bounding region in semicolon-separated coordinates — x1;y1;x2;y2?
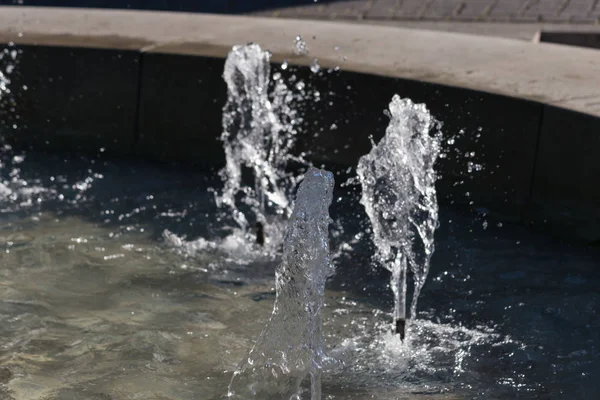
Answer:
281;60;289;70
294;35;308;55
310;58;320;73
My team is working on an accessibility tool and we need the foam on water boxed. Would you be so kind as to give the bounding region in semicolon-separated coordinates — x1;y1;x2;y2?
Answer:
323;300;527;397
228;167;334;400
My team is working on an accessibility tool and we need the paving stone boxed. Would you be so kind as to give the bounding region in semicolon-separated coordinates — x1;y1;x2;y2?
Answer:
455;1;496;19
424;0;464;19
489;0;526;18
367;0;401;19
570;15;599;22
522;0;563;18
255;0;598;23
561;0;596;16
395;0;429;19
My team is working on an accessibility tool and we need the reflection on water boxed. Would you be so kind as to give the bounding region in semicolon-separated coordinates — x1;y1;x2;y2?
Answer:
0;152;599;399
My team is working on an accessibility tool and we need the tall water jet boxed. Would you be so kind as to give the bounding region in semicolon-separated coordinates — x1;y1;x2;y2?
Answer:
357;95;442;339
228;167;334;400
217;44;300;249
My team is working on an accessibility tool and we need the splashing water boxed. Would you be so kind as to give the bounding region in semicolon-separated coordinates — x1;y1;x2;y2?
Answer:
0;44;44;207
228;167;334;400
357;95;442;334
294;35;309;56
216;43;301;251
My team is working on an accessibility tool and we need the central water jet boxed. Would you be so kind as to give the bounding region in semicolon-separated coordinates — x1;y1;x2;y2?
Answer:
357;95;442;339
228;167;334;400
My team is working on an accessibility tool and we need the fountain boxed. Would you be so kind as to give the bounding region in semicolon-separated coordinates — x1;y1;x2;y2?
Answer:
228;166;334;400
0;37;595;399
217;43;301;250
357;95;442;339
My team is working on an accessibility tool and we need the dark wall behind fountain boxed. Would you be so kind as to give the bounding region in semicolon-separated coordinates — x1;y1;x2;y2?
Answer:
1;43;599;243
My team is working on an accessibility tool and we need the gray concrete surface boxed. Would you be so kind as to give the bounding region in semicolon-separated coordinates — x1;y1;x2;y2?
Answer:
0;6;598;119
349;19;600;41
255;0;600;23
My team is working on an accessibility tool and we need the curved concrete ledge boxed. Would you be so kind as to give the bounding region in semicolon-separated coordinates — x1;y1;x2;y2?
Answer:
0;6;599;117
0;7;598;242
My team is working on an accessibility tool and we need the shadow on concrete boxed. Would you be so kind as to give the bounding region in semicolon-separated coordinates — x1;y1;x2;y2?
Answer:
0;0;350;14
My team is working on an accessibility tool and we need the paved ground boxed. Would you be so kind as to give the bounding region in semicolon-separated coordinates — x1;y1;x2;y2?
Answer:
254;0;600;23
251;0;600;40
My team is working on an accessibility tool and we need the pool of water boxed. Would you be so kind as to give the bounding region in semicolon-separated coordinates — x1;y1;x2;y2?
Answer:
0;150;599;399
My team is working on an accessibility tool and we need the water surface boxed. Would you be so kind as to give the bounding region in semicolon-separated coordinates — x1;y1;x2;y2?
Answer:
0;152;598;399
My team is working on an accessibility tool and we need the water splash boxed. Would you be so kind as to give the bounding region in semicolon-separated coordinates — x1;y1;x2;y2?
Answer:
228;167;334;400
0;44;49;209
216;43;301;251
326;311;522;396
294;35;309;56
357;95;442;334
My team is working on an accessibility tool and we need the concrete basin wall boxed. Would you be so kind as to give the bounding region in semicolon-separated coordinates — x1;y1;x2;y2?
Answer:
0;7;598;242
